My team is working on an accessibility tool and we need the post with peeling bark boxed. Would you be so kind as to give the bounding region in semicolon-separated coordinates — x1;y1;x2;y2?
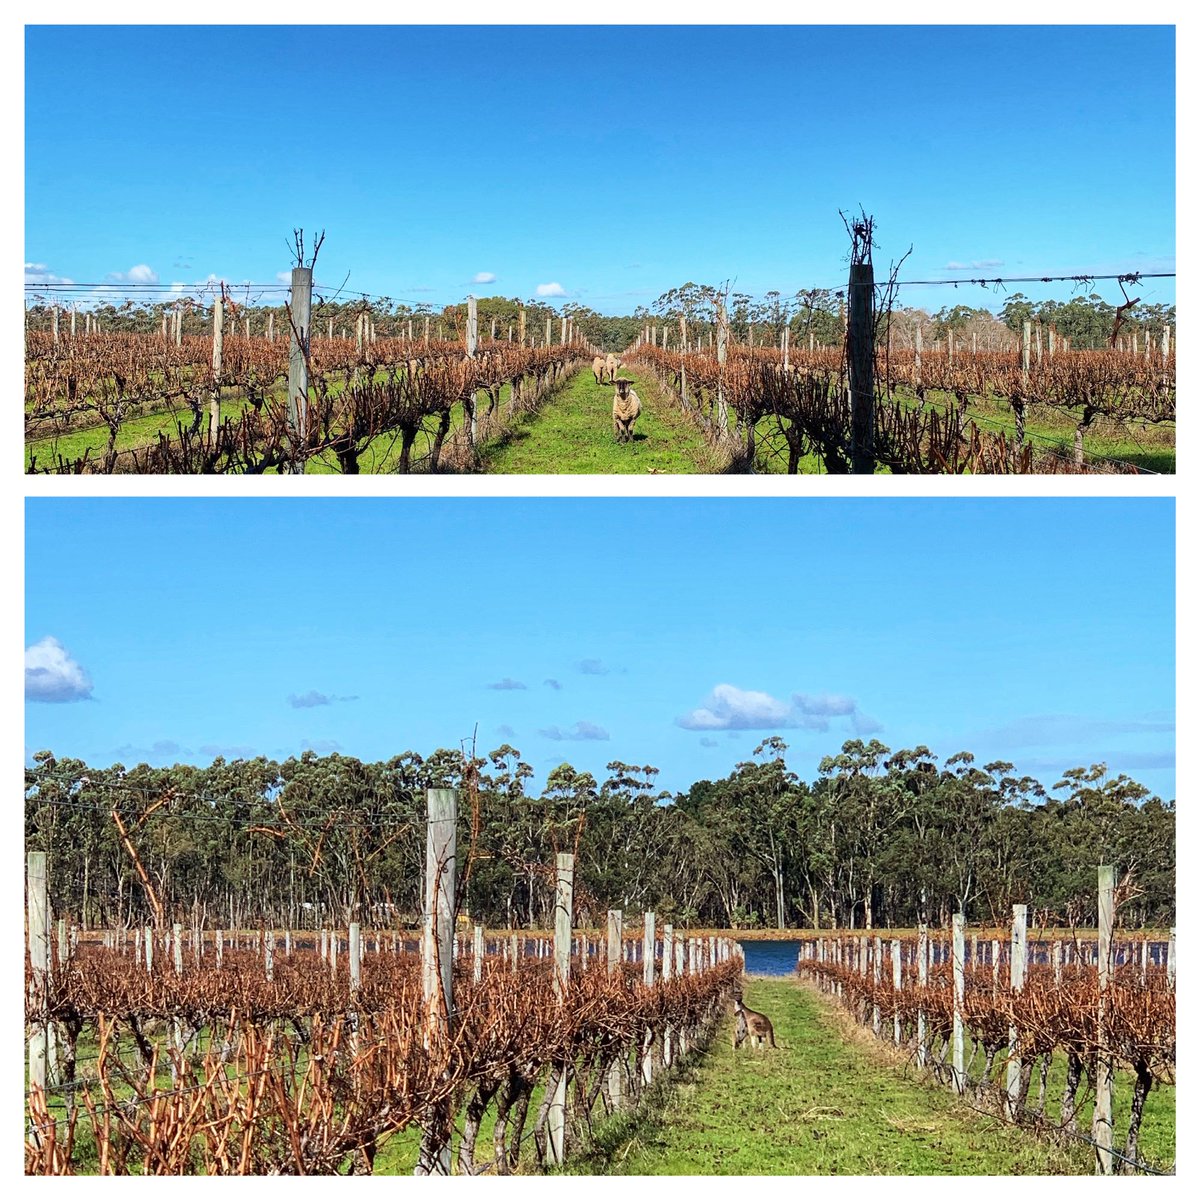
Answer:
1094;866;1115;1174
415;788;457;1176
473;923;484;984
26;852;50;1113
871;935;882;1037
606;909;624;1110
548;852;574;1165
349;922;361;993
288;267;312;469
951;914;965;1094
891;937;902;1045
641;912;656;1086
1006;904;1027;1118
848;261;875;473
716;296;729;440
211;293;223;434
916;923;928;1067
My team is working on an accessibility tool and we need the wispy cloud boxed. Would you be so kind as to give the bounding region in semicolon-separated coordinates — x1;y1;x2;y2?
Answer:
944;259;1004;271
496;724;517;738
978;714;1175;748
486;677;528;691
536;282;567;298
107;264;159;285
110;740;192;764
199;743;258;759
1023;750;1175;773
699;737;719;748
472;271;497;284
544;678;562;691
25;263;75;287
539;721;610;742
301;738;341;754
577;659;609;676
25;637;93;703
676;683;880;734
287;690;359;709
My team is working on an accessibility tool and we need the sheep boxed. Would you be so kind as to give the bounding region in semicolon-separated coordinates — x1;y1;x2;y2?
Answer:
592;354;606;385
612;378;642;442
604;353;620;383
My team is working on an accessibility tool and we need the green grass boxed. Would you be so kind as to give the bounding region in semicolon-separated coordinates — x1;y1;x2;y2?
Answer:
480;369;723;474
566;978;1168;1175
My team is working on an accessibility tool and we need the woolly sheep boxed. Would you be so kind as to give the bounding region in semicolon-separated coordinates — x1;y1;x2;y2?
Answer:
612;379;642;442
592;354;606;385
604;353;620;383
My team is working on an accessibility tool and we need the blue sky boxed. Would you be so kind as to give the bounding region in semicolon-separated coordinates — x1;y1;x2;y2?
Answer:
25;497;1176;800
24;24;1176;318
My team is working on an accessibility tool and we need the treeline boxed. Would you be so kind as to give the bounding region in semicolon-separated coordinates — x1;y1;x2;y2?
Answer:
24;738;1173;933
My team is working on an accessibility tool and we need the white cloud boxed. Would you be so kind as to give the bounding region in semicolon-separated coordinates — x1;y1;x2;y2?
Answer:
536;282;567;297
677;683;881;733
487;677;528;690
944;259;1004;272
25;264;74;287
25;637;93;703
106;264;160;285
539;721;610;742
473;271;497;284
276;271;292;284
677;684;794;731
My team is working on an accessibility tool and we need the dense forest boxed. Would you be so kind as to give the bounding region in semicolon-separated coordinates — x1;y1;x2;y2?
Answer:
22;285;1176;357
24;738;1174;935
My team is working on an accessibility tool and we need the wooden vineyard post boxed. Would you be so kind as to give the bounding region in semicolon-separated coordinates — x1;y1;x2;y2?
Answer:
473;923;484;984
26;851;50;1115
548;852;574;1165
848;261;875;473
716;295;729;437
349;922;361;992
211;292;223;435
265;929;275;982
605;909;624;1110
287;266;312;470
465;295;479;453
1006;904;1027;1118
561;315;567;345
415;787;457;1176
641;912;656;1086
872;935;882;1037
1167;928;1176;988
951;914;965;1094
891;938;902;1045
916;923;928;1068
662;923;675;1067
1094;865;1115;1174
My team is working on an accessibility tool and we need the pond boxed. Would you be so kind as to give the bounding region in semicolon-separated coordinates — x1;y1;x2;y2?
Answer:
736;939;801;976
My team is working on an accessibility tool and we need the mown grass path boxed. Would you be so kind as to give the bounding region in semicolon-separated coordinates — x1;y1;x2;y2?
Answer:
481;368;721;473
571;978;1107;1175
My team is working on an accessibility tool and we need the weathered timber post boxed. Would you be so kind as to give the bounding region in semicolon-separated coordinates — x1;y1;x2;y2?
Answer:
661;923;675;1067
716;296;729;439
891;937;902;1045
916;923;928;1067
211;293;223;434
848;262;875;473
288;266;312;469
1006;904;1027;1118
415;788;457;1176
952;914;965;1095
1094;866;1115;1174
26;852;50;1110
265;929;275;982
548;852;574;1165
473;923;484;984
1167;928;1176;988
641;912;656;1086
349;922;361;993
872;935;882;1037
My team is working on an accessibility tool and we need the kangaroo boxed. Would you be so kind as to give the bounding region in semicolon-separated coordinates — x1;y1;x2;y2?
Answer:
733;996;777;1049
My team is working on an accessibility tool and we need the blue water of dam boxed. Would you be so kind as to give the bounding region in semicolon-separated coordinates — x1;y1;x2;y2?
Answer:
737;939;802;975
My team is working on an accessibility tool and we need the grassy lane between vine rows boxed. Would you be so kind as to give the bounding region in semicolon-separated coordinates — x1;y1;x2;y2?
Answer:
480;368;726;474
564;977;1174;1175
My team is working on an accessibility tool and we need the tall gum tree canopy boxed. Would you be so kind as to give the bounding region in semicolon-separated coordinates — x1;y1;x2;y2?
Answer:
24;740;1174;932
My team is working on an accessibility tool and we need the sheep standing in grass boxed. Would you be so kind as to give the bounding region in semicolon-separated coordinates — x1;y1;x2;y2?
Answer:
592;354;606;385
612;378;642;442
605;353;620;383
